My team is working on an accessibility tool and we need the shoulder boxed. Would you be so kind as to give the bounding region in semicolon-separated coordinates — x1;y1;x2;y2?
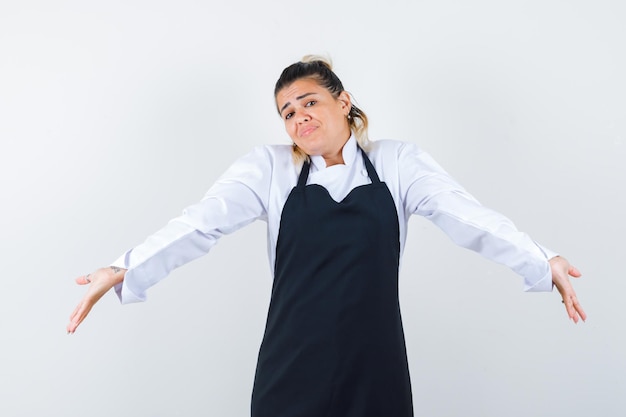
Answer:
230;143;294;170
366;138;451;179
243;143;293;161
366;138;427;160
256;143;298;174
214;143;297;185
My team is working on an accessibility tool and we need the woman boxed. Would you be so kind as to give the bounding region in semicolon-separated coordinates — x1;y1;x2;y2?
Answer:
68;56;586;416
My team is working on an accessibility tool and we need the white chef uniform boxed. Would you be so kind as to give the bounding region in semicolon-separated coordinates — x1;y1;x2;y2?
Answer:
112;136;556;303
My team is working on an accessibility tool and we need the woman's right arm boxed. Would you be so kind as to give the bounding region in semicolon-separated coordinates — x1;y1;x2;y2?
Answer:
67;146;276;333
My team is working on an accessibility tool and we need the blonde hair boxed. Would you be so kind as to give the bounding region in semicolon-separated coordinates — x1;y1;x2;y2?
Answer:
274;55;370;164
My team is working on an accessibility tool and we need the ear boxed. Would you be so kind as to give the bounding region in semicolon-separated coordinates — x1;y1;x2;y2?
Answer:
337;91;352;115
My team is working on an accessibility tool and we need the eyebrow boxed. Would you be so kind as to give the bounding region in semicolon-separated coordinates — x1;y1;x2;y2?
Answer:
279;92;317;114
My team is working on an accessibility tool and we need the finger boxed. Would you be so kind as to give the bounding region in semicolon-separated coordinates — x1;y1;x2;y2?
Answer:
68;288;99;333
67;302;93;334
75;274;92;285
67;301;85;333
566;304;578;323
69;302;81;321
561;294;575;322
568;266;582;278
573;299;587;322
563;294;586;323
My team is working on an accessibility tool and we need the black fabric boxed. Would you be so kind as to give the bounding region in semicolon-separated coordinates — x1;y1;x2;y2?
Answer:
251;148;413;417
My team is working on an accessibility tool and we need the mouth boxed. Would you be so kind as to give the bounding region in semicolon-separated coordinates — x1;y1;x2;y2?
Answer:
299;125;317;138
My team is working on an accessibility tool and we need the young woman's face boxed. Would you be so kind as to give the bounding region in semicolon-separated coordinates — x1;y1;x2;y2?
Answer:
276;78;351;163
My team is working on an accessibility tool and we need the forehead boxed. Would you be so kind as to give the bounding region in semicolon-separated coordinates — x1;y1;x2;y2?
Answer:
276;78;328;107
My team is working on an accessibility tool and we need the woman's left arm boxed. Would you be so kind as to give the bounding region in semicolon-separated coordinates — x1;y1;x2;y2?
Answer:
396;142;587;321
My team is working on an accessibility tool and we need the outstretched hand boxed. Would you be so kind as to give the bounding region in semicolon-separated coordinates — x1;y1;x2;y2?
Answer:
67;266;126;334
550;256;586;323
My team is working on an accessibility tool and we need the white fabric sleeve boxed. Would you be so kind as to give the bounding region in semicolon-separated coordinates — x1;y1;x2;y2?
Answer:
113;146;273;304
398;143;555;292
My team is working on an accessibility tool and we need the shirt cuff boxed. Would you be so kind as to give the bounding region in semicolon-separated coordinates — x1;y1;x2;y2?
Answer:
110;250;146;304
523;266;553;292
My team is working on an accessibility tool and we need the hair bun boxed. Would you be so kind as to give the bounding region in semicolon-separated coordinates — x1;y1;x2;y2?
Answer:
300;54;333;71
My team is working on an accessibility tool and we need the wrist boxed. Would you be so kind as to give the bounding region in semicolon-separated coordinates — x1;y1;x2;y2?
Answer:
107;266;127;284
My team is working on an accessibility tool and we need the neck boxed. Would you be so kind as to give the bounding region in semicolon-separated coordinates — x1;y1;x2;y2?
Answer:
322;153;344;167
322;129;351;167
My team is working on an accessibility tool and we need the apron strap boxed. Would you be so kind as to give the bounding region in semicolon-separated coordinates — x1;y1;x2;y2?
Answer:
359;146;381;184
297;160;311;189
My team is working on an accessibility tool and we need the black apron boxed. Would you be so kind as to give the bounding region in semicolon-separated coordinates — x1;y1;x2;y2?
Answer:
251;148;413;417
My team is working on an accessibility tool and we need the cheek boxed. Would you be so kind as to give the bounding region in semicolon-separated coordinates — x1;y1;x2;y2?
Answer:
284;120;297;138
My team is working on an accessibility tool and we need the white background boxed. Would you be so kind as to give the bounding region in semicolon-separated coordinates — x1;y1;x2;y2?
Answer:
1;1;624;416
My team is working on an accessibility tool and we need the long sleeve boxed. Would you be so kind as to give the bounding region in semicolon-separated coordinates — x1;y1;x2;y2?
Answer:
113;146;273;304
396;142;556;292
111;137;557;303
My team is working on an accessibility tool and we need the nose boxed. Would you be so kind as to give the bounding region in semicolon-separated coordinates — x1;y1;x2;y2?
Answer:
295;109;310;123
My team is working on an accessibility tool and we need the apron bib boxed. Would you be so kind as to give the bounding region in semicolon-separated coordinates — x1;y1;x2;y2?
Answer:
251;148;413;417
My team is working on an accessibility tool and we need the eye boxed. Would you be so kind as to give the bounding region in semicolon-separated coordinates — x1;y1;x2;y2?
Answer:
305;100;316;107
284;111;294;120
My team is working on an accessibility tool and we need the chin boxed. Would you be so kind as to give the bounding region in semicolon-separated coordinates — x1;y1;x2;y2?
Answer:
295;142;321;156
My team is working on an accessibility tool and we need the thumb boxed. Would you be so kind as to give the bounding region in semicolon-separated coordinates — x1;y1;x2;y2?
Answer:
568;266;582;278
75;274;92;285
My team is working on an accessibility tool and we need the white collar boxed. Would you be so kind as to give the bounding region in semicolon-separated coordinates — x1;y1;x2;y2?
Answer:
309;134;358;170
